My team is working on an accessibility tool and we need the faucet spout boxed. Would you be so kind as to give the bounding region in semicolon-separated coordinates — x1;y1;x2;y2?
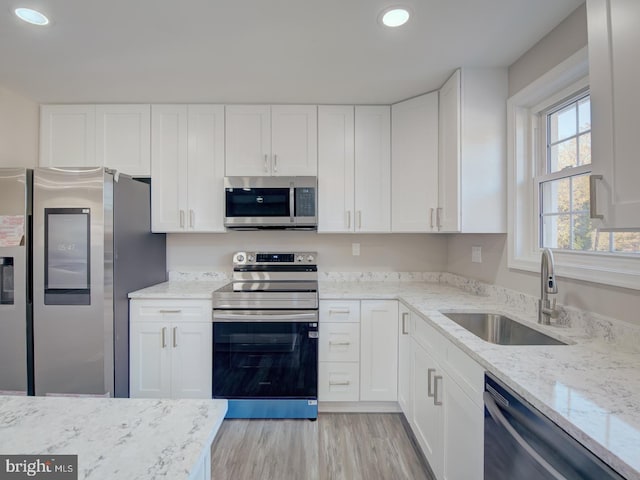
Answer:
539;248;559;325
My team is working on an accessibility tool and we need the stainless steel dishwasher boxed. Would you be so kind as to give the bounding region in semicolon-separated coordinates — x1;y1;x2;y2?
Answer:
484;373;625;480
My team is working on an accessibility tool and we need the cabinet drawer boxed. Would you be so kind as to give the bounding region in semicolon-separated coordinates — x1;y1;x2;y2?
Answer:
319;322;360;362
318;362;360;402
319;300;360;323
131;299;211;322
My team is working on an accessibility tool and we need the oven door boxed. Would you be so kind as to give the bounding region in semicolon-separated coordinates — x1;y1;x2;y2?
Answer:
212;310;318;399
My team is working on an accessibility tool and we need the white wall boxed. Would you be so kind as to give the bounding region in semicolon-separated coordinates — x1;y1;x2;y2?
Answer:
168;232;448;274
447;3;640;327
0;86;38;168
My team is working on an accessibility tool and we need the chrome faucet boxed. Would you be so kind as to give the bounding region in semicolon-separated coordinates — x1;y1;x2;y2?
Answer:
538;248;558;325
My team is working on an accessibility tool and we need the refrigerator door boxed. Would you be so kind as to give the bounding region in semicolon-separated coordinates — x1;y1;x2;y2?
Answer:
0;168;32;395
33;167;110;396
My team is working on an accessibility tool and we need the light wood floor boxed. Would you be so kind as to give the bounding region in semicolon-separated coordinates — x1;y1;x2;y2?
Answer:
210;413;435;480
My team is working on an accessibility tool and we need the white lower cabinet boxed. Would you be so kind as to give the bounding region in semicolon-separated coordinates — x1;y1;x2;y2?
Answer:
130;299;212;399
318;299;398;405
408;312;484;480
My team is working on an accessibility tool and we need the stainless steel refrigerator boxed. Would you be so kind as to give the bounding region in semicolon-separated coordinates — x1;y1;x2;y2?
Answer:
32;167;166;397
0;168;33;395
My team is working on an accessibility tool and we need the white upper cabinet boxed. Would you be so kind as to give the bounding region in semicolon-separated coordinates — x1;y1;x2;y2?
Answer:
438;68;507;233
40;105;96;168
587;0;640;229
354;106;391;232
392;92;439;232
318;105;391;233
151;104;225;233
225;105;317;177
40;104;151;176
318;105;355;233
96;105;151;177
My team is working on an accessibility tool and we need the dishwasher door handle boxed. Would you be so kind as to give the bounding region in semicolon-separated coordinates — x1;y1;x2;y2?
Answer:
484;391;567;480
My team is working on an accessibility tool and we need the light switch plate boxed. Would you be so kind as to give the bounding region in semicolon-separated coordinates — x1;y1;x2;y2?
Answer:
352;243;361;256
472;246;482;263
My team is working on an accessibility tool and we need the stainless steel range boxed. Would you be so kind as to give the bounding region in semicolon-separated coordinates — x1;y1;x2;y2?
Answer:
212;251;318;419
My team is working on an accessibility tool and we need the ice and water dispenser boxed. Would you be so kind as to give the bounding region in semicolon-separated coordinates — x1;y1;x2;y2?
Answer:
0;256;14;305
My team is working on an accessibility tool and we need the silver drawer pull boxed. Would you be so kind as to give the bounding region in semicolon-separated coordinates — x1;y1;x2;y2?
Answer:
159;309;181;313
329;381;351;386
329;341;351;346
328;308;350;314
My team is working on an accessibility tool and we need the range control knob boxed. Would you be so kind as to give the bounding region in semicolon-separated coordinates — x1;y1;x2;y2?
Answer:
307;254;315;263
235;254;245;263
247;254;255;263
296;255;304;263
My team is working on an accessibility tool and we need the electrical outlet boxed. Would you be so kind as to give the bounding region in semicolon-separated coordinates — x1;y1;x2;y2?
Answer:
352;243;361;256
472;246;482;263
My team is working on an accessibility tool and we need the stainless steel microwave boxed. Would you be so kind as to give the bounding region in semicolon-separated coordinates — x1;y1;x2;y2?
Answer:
224;176;317;230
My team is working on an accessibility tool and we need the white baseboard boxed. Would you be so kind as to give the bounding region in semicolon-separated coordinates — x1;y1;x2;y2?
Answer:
318;401;401;413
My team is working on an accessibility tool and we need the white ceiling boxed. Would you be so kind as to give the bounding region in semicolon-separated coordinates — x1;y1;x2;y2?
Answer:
0;0;584;104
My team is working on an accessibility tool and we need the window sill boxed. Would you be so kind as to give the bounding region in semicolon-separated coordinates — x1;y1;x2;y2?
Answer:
509;250;640;290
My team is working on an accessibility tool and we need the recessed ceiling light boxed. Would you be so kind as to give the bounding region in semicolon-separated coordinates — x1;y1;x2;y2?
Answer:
380;7;410;28
15;7;50;26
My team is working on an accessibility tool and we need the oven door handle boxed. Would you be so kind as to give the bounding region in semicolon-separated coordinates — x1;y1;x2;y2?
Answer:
213;312;318;322
483;391;567;480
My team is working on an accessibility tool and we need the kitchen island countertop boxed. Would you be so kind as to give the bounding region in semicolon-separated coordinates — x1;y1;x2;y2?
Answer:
0;395;227;480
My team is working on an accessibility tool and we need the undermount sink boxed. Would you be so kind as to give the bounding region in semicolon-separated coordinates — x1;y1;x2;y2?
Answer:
441;312;567;346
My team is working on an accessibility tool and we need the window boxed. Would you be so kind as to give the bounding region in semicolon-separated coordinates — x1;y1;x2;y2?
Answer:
537;93;640;254
507;47;640;290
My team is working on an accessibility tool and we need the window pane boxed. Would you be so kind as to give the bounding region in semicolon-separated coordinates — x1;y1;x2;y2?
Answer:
578;97;591;133
612;232;640;253
572;213;596;250
542;215;570;249
549;138;577;172
550;104;577;143
578;132;591;166
541;178;570;213
593;231;612;252
572;174;590;212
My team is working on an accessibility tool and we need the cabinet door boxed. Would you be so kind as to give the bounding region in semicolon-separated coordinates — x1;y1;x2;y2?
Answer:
130;321;172;398
587;0;640;228
392;92;439;232
271;105;317;176
360;300;398;401
150;105;188;232
225;105;271;176
443;375;483;480
318;106;355;232
170;321;212;399
397;305;413;416
187;105;225;232
40;105;96;167
354;106;391;232
96;105;151;176
438;70;462;233
411;340;443;480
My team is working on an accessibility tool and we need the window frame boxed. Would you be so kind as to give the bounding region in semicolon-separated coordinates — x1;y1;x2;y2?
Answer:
507;47;640;290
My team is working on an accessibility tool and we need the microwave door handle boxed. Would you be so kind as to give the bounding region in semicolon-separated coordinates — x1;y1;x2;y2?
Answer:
483;392;567;480
290;182;295;223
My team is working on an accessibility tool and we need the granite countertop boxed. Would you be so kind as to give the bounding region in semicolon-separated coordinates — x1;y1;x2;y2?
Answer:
0;396;227;480
320;280;640;480
128;275;640;479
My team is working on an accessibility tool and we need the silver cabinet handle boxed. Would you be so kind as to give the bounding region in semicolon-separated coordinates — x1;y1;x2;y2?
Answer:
161;327;167;348
264;154;269;173
430;208;434;229
346;211;351;229
159;309;181;313
328;308;350;314
189;209;194;228
589;174;604;220
483;392;567;480
436;207;442;230
329;381;351;386
357;210;362;229
329;341;351;346
173;326;178;348
433;375;443;406
274;154;278;173
401;312;409;335
179;210;185;228
427;368;436;397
